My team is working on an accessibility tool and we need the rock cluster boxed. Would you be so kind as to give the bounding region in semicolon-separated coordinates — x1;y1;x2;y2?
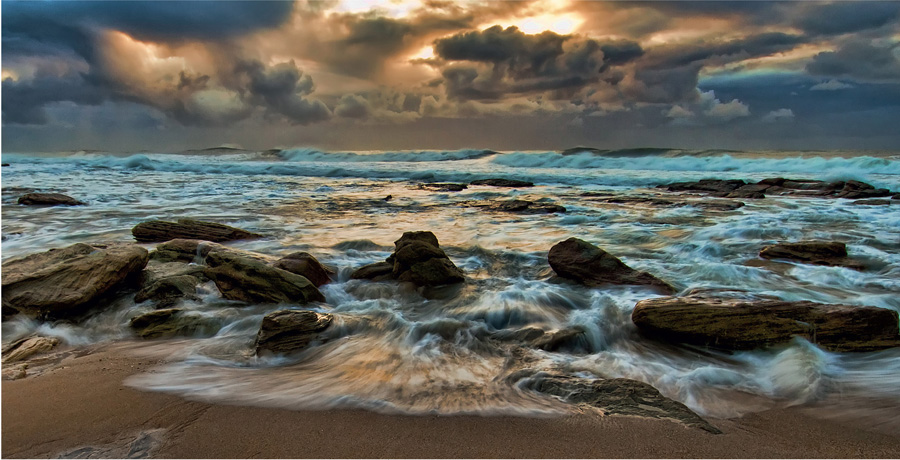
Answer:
659;178;894;200
351;231;465;286
632;295;900;352
132;219;262;243
548;238;675;294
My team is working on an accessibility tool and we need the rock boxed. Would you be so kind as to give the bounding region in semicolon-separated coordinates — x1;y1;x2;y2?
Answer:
132;219;262;243
759;241;863;269
1;336;60;363
893;193;899;200
584;194;744;211
350;261;395;281
461;199;566;214
2;364;27;380
129;308;217;339
351;232;465;287
524;374;720;433
726;186;766;199
470;178;534;187
255;310;334;354
273;252;333;287
204;251;325;304
631;295;900;352
150;239;272;264
420;183;468;192
383;195;393;201
852;199;892;206
1;163;10;167
836;188;893;199
693;200;745;211
490;326;546;343
548;238;675;294
663;179;746;194
17;193;85;206
530;326;589;352
134;274;201;307
2;243;149;319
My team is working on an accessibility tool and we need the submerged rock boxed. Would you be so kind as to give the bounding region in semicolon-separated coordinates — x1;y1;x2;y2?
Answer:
420;183;468;192
461;199;566;214
129;308;218;339
631;295;900;352
852;199;893;206
759;241;863;269
17;192;85;206
255;310;334;354
1;336;60;363
204;251;325;304
132;219;262;243
524;373;720;434
583;194;744;211
273;252;334;287
662;179;746;195
351;231;465;287
470;178;534;187
548;238;675;294
1;243;149;319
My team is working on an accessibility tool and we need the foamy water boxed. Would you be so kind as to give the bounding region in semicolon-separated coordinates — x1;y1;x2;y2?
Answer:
2;148;899;420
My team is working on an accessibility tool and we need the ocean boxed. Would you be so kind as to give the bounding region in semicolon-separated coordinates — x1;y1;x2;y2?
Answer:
2;147;899;425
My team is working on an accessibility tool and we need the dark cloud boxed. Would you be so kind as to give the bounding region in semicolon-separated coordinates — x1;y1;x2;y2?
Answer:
2;71;107;125
335;94;372;119
795;2;900;36
807;39;900;82
434;26;642;101
233;60;331;125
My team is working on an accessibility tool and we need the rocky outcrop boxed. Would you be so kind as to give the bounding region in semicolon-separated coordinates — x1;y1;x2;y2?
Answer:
132;219;262;243
134;274;201;307
255;310;334;354
759;241;863;269
351;232;465;287
1;336;60;363
470;178;534;187
1;243;149;319
17;193;85;206
548;238;675;294
273;252;333;287
129;308;217;339
461;199;566;214
631;295;900;352
523;373;720;433
204;251;325;304
659;177;894;200
420;183;468;192
582;194;744;211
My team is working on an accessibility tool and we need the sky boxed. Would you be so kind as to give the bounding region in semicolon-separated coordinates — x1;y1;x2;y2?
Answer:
2;0;900;153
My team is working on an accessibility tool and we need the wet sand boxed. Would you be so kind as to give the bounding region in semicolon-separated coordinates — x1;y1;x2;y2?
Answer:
3;343;900;459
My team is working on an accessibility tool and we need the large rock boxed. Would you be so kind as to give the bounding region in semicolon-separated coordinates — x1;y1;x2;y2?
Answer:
1;243;149;318
129;308;218;339
255;310;334;354
204;251;325;304
523;374;720;433
273;252;333;287
351;232;465;287
470;178;534;187
759;241;863;269
548;238;675;294
631;295;900;352
1;336;60;363
17;193;85;206
132;219;262;243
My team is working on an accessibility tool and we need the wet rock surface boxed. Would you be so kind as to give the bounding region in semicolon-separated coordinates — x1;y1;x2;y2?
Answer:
470;178;534;187
759;241;863;269
351;231;465;287
581;193;744;211
548;238;675;294
255;310;334;354
419;183;468;192
17;192;86;206
461;199;566;214
204;251;325;304
273;252;334;287
632;295;900;352
128;308;217;339
132;219;262;243
1;243;149;319
523;373;721;433
134;274;201;308
658;177;895;200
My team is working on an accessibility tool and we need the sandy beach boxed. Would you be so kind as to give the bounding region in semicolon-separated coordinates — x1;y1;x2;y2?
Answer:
3;342;899;459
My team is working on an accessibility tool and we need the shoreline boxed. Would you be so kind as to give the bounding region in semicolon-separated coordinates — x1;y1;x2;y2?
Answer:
3;342;900;458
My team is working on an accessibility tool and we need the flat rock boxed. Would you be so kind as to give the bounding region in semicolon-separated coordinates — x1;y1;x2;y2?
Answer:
255;310;334;354
420;183;468;192
132;219;262;243
632;295;900;352
759;241;863;269
470;178;534;187
548;238;675;294
851;199;893;206
273;252;333;287
1;336;60;363
17;193;85;206
2;243;149;319
662;179;746;194
524;373;720;433
462;199;566;214
204;251;325;304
